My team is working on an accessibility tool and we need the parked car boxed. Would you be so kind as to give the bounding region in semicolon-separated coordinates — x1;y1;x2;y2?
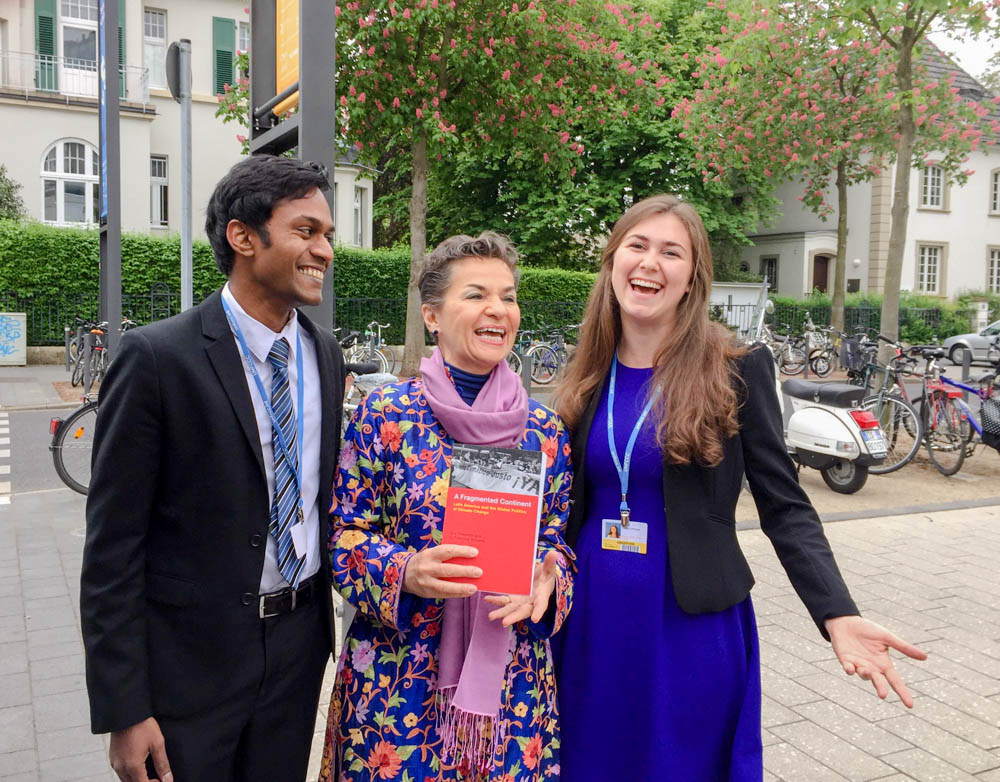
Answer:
942;320;1000;363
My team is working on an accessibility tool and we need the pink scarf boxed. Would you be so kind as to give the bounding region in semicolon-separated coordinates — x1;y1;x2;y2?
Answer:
419;348;529;772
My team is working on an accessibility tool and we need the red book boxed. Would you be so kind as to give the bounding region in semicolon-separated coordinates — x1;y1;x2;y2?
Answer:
441;444;545;596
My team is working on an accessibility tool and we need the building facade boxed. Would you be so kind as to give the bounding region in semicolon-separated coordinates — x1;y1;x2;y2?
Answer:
0;0;372;245
739;54;999;300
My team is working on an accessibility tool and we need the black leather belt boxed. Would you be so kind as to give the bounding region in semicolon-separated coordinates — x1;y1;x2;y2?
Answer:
258;572;320;619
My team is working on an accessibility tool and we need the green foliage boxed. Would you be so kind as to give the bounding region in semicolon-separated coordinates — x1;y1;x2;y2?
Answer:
0;166;26;221
0;220;223;296
331;245;595;301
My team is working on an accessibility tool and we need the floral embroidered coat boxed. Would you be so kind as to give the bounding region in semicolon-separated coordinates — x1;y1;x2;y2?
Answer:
320;379;575;782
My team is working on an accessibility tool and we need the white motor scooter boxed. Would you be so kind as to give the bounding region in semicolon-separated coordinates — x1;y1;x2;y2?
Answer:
753;301;888;494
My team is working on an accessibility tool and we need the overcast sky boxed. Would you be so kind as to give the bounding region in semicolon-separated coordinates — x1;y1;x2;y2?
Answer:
929;31;996;83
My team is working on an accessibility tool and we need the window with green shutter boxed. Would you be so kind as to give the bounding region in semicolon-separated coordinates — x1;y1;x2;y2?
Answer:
212;17;235;96
35;0;57;91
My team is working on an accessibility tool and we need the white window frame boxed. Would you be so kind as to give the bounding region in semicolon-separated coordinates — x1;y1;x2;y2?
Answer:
760;255;778;291
353;186;366;247
920;164;944;209
40;138;100;226
990;170;1000;215
60;0;99;97
150;155;168;227
989;248;1000;295
144;8;167;90
917;244;941;294
238;21;250;54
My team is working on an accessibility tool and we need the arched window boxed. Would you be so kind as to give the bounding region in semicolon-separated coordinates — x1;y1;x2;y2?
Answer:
40;139;99;225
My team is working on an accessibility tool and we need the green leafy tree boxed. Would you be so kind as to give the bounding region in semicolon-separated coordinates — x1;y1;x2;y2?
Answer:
0;165;26;221
841;0;1000;350
419;0;778;273
337;0;673;375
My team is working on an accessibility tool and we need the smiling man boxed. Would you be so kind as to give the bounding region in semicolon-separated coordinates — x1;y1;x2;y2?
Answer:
81;156;345;782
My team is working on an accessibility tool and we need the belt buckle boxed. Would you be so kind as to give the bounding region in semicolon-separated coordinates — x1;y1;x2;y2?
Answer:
258;585;298;619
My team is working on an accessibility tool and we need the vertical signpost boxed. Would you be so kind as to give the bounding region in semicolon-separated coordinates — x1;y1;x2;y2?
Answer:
167;39;194;312
249;1;335;330
98;0;122;356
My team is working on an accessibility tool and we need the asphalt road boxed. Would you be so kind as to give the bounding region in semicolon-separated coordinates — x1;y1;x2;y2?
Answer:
9;409;74;496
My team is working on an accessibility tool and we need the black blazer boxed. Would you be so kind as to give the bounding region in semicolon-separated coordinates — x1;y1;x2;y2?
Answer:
566;344;857;637
81;289;345;734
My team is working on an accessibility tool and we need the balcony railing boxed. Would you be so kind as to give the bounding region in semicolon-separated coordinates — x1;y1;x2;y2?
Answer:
0;50;149;105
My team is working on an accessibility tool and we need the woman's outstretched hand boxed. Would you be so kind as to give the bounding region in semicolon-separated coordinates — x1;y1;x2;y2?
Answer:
402;545;481;599
825;615;928;708
484;550;560;627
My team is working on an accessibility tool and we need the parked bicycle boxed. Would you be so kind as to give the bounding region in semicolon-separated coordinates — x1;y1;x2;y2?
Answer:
50;394;99;495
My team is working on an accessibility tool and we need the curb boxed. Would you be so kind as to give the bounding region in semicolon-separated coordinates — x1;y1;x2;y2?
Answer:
736;496;1000;531
0;402;84;412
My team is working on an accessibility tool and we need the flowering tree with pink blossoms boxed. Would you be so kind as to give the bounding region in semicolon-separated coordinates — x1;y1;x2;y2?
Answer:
679;0;1000;330
337;0;672;375
841;0;1000;344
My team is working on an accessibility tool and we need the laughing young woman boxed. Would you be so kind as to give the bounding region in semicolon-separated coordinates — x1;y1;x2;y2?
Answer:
552;195;926;781
320;233;574;782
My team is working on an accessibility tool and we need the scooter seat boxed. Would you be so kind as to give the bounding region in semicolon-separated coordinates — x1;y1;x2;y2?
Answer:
781;379;866;408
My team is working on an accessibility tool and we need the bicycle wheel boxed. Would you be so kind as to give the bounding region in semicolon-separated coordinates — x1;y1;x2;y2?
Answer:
810;353;833;378
70;352;85;387
379;343;399;374
923;392;968;476
861;394;922;474
373;348;391;374
50;401;99;495
507;351;522;375
780;346;807;375
529;344;561;385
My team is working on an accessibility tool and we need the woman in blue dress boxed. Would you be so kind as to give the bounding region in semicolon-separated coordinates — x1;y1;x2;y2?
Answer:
552;195;927;780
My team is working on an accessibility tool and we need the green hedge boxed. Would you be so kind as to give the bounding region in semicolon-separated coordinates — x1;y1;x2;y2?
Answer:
0;220;224;296
0;222;596;302
332;245;596;300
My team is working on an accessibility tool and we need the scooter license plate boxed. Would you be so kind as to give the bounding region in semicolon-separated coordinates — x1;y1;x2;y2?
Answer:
862;429;887;456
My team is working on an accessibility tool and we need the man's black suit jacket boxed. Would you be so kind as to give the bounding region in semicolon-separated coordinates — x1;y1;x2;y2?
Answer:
566;344;858;638
81;289;345;734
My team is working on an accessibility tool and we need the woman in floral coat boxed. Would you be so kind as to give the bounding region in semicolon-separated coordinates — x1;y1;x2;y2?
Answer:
320;232;574;782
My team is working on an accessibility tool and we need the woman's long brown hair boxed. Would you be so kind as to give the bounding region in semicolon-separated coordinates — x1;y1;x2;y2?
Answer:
555;195;746;467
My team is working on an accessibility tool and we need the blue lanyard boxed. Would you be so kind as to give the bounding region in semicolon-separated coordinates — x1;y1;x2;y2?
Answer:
607;353;657;525
222;299;305;516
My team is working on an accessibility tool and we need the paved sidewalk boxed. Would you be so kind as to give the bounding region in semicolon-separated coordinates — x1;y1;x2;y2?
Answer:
0;367;78;411
5;488;996;780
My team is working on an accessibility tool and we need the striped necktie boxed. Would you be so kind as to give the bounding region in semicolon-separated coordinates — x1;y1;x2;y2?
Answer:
267;337;305;588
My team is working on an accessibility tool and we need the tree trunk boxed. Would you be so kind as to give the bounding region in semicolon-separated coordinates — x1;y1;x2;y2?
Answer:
879;29;917;358
832;157;848;332
401;132;429;378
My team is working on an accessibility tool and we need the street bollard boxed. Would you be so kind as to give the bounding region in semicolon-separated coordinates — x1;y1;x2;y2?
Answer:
961;347;972;404
83;332;95;399
519;349;532;394
64;326;72;371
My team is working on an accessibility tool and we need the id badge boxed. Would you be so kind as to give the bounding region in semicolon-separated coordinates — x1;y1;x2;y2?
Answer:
289;522;308;559
601;518;647;554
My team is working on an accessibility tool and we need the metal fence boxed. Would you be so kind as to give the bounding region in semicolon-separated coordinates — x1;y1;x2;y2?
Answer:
333;298;587;345
6;287;983;347
0;288;206;345
710;301;975;340
0;50;149;104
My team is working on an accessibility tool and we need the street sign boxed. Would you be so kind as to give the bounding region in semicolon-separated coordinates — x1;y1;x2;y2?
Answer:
166;41;182;103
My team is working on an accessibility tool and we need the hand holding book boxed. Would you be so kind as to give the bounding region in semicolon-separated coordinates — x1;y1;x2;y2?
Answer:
402;545;481;599
484;551;560;627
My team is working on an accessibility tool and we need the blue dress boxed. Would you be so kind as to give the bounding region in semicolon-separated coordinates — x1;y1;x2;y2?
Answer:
553;364;762;781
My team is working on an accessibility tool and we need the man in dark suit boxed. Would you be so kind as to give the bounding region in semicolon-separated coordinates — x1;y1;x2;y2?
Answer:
81;155;345;781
